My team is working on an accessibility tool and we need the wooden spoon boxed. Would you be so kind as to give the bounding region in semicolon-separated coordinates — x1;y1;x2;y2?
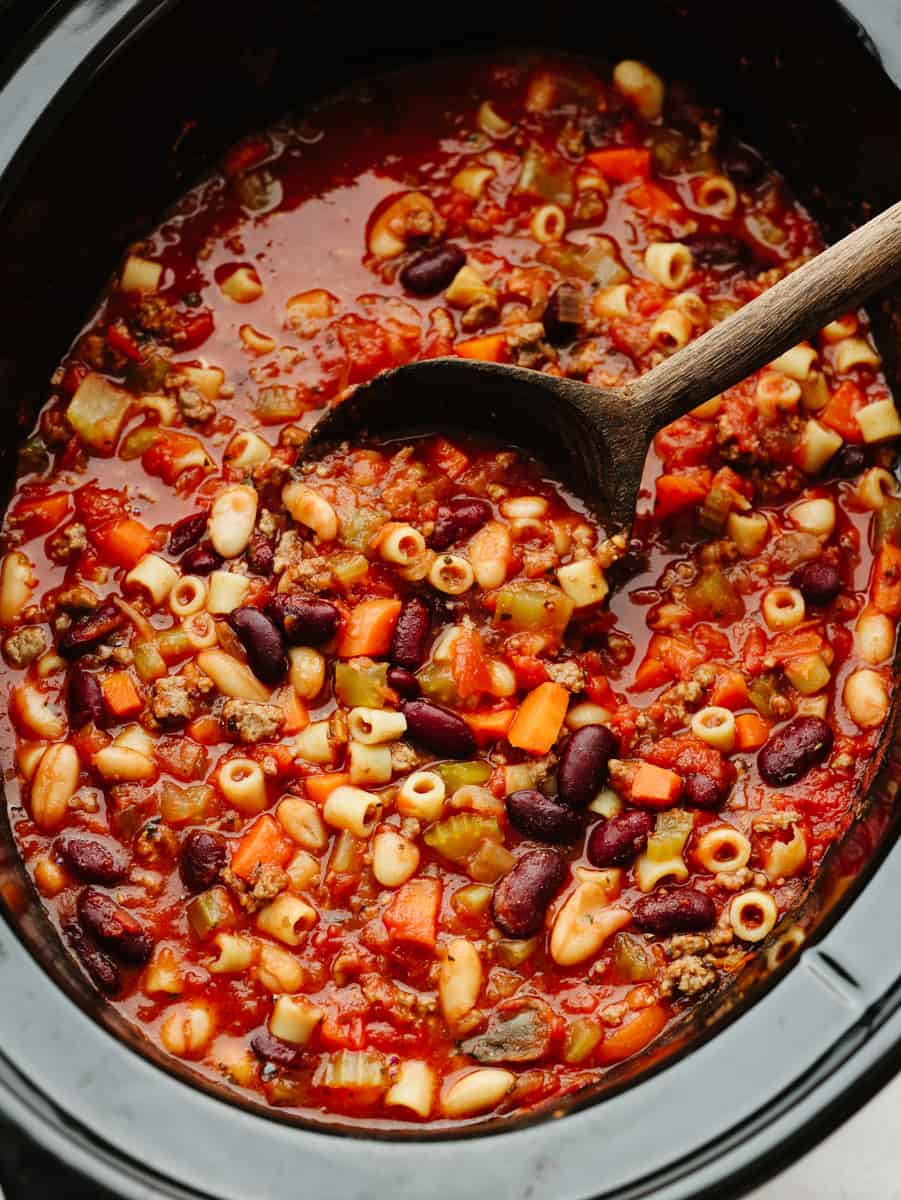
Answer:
304;201;901;532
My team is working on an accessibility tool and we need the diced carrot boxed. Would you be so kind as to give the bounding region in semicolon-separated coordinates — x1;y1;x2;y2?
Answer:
465;708;516;744
305;771;352;805
187;715;224;744
455;333;508;362
101;671;143;718
624;181;683;218
709;670;751;711
9;493;70;539
383;877;442;949
337;597;402;658
873;541;901;617
598;1004;668;1064
451;629;493;701
654;473;710;519
92;517;155;569
768;627;824;664
734;712;771;752
507;681;569;755
631;762;682;808
821;381;865;443
426;436;470;480
586;147;651;181
230;813;293;881
648;633;704;681
631;655;673;692
272;686;309;735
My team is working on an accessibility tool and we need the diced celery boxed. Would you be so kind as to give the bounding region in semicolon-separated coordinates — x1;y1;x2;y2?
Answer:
120;425;161;461
342;507;388;552
493;582;574;638
468;839;515;883
613;932;656;981
320;1049;386;1092
416;661;458;705
17;436;49;477
875;498;901;548
495;937;538;967
515;142;574;206
255;386;304;424
435;760;492;794
748;675;781;718
563;1018;603;1064
156;628;192;663
127;353;170;394
784;653;830;696
685;568;743;621
424;813;502;863
186;886;235;940
160;782;212;825
133;639;167;682
334;660;388;707
331;551;369;589
451;883;493;916
647;809;694;861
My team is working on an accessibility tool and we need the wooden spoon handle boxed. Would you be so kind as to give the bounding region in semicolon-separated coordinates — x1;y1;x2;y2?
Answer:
628;199;901;430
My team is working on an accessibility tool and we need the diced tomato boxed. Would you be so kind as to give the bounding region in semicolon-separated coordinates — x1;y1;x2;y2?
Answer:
741;625;768;676
624;182;683;218
177;308;215;350
821;381;865;443
91;518;154;569
155;736;209;781
646;735;735;792
8;492;70;539
631;654;672;692
654;472;711;519
510;654;549;690
142;431;210;485
106;324;144;362
426;436;470;480
451;629;493;700
335;315;393;383
74;483;127;530
647;634;704;681
768;627;824;665
586;147;651;181
692;624;731;662
654;417;717;469
710;466;754;504
319;1014;366;1051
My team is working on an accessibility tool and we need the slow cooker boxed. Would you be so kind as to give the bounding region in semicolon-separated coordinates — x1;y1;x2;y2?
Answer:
1;1;901;1196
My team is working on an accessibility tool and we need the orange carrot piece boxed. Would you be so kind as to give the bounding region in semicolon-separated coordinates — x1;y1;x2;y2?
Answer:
93;517;155;569
821;380;865;443
465;708;516;744
507;681;569;755
273;686;309;735
426;436;470;480
631;655;673;692
873;541;901;617
624;181;683;217
734;712;771;752
631;762;682;808
383;877;442;949
230;813;293;881
305;771;351;805
586;147;651;181
455;333;508;362
598;1004;668;1064
187;715;223;744
709;671;751;711
654;473;709;519
337;597;402;658
101;671;142;718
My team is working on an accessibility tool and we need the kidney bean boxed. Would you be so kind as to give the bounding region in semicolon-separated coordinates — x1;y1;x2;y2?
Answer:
167;510;207;556
684;233;750;269
246;531;275;576
505;789;584;844
557;725;619;808
491;848;568;938
387;666;420;699
66;666;105;728
402;699;477;758
266;594;340;645
77;888;153;965
683;772;729;810
633;888;717;934
399;243;466;295
57;600;127;660
790;561;842;606
57;836;126;885
64;919;121;994
179;540;222;576
429;497;493;551
250;1029;302;1068
389;597;431;669
758;716;833;786
720;137;765;185
179;829;228;893
586;810;654;867
542;283;584;345
830;443;869;479
227;607;287;684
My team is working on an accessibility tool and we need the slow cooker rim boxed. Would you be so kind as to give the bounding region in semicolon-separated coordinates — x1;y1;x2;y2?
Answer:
2;1;901;1197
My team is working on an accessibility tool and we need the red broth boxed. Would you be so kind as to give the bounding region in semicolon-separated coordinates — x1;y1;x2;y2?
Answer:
1;54;897;1126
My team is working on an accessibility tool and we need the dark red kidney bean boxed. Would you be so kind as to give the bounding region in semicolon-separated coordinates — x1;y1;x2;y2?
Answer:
682;772;729;809
542;283;584;345
491;848;568;938
77;888;153;965
557;725;619;808
720;137;765;185
179;829;228;892
399;243;466;295
758;716;833;786
633;888;717;934
57;837;126;885
402;699;477;758
246;532;275;576
790;561;842;606
684;233;750;269
266;594;340;645
429;497;493;551
66;667;105;728
505;789;584;844
63;919;121;994
389;597;431;669
586;810;654;867
179;540;222;575
250;1029;302;1068
57;600;127;660
167;510;207;556
227;607;287;684
387;666;420;699
830;443;869;479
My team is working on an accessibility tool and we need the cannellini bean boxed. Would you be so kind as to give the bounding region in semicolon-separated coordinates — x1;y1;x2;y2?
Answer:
438;937;483;1023
144;947;185;996
613;59;664;119
282;481;338;541
789;498;835;538
372;830;420;887
160;1001;216;1057
549;879;631;966
209;485;258;558
441;1068;514;1118
197;648;270;701
385;1060;435;1118
566;701;612;730
0;551;35;626
856;611;895;664
277;795;328;850
206;570;250;614
93;745;156;782
16;741;47;781
13;685;65;739
843;668;889;729
255;943;304;993
557;559;608;608
468;521;511;589
288;646;325;700
30;742;80;831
